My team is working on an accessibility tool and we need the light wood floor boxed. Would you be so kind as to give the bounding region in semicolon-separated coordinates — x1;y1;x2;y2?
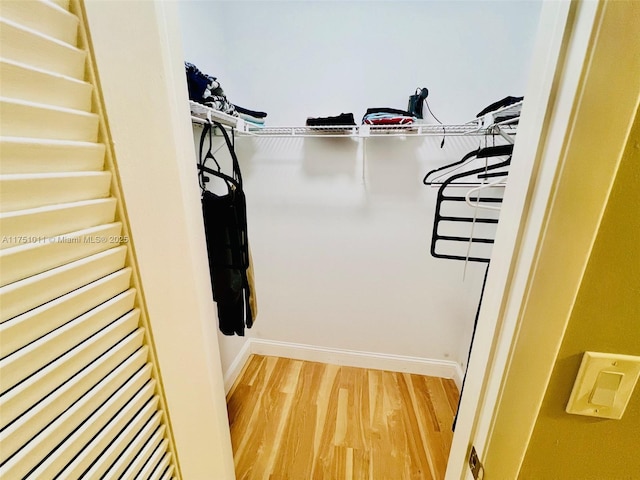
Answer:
226;355;460;480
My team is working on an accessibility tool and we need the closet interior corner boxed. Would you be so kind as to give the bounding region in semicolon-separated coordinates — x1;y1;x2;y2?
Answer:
179;1;542;477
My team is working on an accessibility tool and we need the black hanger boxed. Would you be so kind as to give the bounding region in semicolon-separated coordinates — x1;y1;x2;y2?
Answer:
198;163;240;190
430;154;512;263
423;148;479;186
423;144;513;186
198;121;242;192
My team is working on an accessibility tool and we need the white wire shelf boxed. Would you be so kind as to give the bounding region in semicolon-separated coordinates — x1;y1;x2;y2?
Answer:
245;125;359;137
243;122;492;138
189;101;251;133
190;101;519;138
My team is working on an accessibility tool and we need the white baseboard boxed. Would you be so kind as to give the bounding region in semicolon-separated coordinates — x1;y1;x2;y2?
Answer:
223;339;253;394
223;339;464;390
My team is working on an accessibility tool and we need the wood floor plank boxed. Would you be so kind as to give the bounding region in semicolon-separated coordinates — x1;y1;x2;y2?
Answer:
404;373;439;479
272;361;325;479
395;372;433;480
312;363;343;479
227;355;460;480
407;374;449;479
311;363;340;479
443;378;460;413
232;356;293;479
368;369;396;480
261;358;303;479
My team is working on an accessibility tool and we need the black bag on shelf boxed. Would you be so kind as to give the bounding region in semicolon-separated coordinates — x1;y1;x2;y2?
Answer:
407;87;429;119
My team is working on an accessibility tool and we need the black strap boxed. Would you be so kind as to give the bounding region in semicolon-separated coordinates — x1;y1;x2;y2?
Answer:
198;122;242;192
212;121;243;187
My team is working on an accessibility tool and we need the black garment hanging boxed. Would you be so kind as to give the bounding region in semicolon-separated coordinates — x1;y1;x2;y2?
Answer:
453;262;490;430
199;121;254;336
424;145;513;429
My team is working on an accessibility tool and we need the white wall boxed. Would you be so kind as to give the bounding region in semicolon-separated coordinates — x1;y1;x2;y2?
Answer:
239;134;490;361
180;0;542;125
180;1;542;379
196;127;504;374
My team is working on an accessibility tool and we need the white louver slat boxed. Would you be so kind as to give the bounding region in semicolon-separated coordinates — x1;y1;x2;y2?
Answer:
0;1;178;478
0;246;128;322
0;293;137;393
0;18;86;78
0;328;146;434
151;453;173;480
0;0;79;45
0;222;123;286
0;330;144;434
0;137;105;174
28;367;154;478
0;98;100;141
162;465;176;479
0;60;93;111
1;338;146;466
77;396;161;478
1;356;151;478
0;198;118;249
0;267;131;356
102;411;163;478
56;383;157;478
139;441;170;479
120;425;168;479
50;0;71;11
0;171;112;212
0;341;148;458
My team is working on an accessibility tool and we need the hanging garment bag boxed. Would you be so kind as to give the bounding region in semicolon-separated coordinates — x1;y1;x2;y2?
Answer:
199;122;254;335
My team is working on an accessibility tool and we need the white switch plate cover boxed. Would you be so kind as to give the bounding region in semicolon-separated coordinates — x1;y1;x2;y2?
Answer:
566;352;640;419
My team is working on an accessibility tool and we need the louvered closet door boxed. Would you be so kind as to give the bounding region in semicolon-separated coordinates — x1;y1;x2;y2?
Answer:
0;1;177;478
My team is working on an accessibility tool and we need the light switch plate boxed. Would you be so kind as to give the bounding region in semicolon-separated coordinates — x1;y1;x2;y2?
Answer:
566;352;640;419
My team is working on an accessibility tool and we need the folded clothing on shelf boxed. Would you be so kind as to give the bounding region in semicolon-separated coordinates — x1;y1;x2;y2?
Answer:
306;113;356;127
234;105;267;119
476;96;524;119
362;108;416;125
204;95;237;116
239;114;265;126
185;61;237;116
234;104;268;126
185;62;215;102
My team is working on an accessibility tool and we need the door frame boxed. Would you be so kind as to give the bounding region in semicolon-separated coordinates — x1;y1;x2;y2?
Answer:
444;1;578;476
83;1;236;478
446;1;640;478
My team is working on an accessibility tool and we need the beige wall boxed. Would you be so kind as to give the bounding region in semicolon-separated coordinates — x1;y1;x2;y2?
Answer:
520;107;640;479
